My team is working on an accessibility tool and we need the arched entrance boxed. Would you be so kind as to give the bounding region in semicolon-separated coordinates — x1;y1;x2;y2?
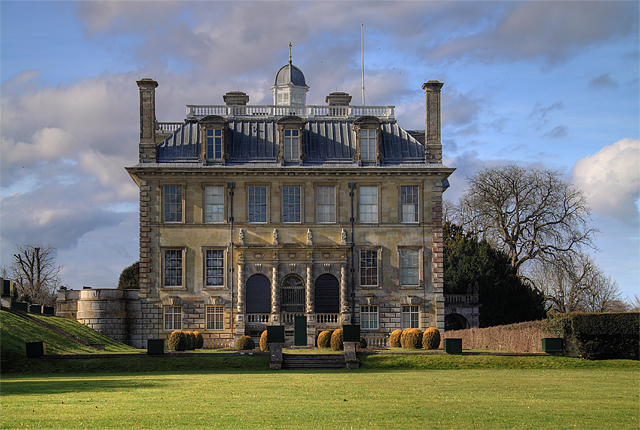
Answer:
315;274;339;313
445;313;469;331
245;274;270;314
281;274;305;313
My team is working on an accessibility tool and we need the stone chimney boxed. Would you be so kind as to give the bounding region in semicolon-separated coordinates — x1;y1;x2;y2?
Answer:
137;79;158;163
325;92;352;106
422;81;444;163
223;91;250;105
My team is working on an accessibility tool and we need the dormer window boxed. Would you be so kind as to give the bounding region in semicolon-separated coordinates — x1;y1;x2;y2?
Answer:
354;116;382;164
206;129;223;159
361;129;377;161
284;129;300;160
199;115;228;164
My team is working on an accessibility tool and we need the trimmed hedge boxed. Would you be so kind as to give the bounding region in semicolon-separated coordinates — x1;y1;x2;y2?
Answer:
260;330;269;352
235;335;255;350
331;329;344;351
401;328;423;349
389;329;403;348
168;331;187;352
423;327;441;350
559;312;639;360
317;330;332;348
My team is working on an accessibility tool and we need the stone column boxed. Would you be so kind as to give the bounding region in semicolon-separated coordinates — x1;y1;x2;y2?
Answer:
270;265;280;324
340;263;349;316
237;262;245;313
306;264;314;313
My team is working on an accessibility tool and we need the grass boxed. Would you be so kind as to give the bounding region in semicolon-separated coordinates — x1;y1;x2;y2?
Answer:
2;367;638;429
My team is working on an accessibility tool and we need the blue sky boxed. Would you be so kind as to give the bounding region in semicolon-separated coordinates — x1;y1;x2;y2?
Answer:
1;1;638;301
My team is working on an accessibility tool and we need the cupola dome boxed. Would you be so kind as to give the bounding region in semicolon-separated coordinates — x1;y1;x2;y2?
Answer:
271;43;309;106
274;63;307;86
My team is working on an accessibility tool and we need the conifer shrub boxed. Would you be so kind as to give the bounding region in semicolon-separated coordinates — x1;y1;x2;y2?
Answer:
185;332;196;350
317;330;333;348
423;327;441;350
389;329;403;348
331;328;344;351
401;328;423;349
194;331;204;349
235;335;255;350
260;330;269;352
358;336;368;349
168;330;187;351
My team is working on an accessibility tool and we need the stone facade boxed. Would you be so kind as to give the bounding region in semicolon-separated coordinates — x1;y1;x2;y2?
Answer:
121;60;454;348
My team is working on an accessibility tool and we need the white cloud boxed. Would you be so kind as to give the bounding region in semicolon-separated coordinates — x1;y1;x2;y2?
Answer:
572;138;640;225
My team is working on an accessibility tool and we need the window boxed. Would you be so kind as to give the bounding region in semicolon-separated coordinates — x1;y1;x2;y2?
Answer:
284;129;300;160
282;186;301;223
360;129;377;161
316;186;336;223
359;186;378;223
163;249;183;287
402;305;420;329
360;305;378;329
205;185;224;223
164;185;182;223
360;249;378;287
248;186;267;223
205;249;225;287
401;186;419;223
206;305;224;330
164;306;182;330
206;129;223;159
400;249;420;286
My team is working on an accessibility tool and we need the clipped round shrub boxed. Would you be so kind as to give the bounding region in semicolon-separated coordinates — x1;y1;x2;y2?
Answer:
330;328;344;351
401;328;423;349
389;329;403;348
317;330;333;348
422;327;441;350
194;331;204;349
358;336;368;349
260;330;269;352
168;330;187;352
235;335;255;350
185;331;197;350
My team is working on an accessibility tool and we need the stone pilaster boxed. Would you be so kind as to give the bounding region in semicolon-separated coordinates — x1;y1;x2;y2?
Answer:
138;180;152;290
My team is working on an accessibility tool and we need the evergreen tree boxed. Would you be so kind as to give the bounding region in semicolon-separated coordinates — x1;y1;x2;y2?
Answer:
118;261;140;290
443;222;546;327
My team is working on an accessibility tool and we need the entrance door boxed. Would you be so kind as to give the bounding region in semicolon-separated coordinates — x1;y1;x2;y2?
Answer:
294;315;307;346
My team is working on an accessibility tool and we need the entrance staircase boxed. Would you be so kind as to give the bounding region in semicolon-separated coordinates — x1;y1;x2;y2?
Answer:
281;353;346;369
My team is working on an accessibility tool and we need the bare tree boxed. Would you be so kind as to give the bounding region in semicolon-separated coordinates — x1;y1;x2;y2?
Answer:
526;253;623;313
10;245;62;306
456;165;597;276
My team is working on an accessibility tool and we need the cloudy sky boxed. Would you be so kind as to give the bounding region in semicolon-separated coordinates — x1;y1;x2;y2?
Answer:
1;1;638;300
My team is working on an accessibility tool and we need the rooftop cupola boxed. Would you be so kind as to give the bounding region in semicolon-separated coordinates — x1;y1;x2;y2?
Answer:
271;43;309;106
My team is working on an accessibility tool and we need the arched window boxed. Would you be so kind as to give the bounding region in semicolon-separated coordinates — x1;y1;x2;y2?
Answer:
315;274;340;313
245;274;271;314
281;274;305;313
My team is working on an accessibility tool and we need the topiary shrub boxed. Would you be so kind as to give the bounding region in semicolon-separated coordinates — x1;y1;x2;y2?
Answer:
260;330;269;352
331;329;344;351
389;329;403;348
168;330;187;352
194;331;204;349
401;328;423;349
185;332;197;350
235;335;255;350
358;336;368;349
317;330;333;348
422;327;441;350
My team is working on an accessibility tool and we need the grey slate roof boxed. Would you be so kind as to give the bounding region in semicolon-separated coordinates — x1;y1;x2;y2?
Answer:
156;119;425;164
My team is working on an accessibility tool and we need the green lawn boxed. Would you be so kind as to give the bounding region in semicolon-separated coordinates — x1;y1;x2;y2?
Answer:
2;367;638;429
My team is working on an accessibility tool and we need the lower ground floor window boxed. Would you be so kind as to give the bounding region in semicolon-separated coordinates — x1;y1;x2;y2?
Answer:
164;306;182;330
360;305;378;329
401;305;419;329
206;305;224;330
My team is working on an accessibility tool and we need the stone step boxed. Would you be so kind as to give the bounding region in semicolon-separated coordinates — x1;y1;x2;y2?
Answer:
282;354;346;369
